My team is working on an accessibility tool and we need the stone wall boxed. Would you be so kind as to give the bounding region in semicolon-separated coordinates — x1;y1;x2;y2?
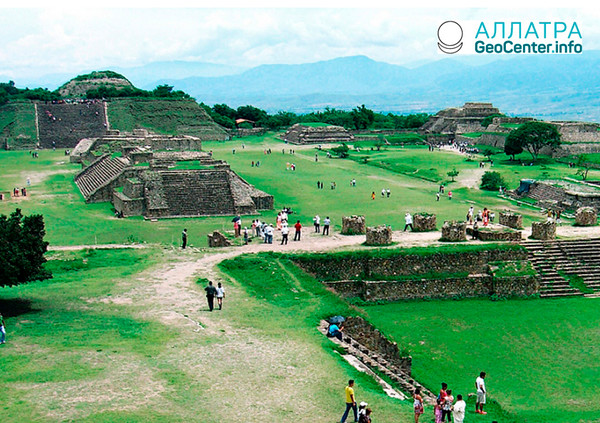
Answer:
531;221;556;240
575;207;597;226
283;123;354;144
343;316;411;374
342;215;366;235
365;225;392;245
294;248;528;281
413;213;436;232
441;220;466;241
499;211;523;229
112;191;144;217
467;226;522;242
325;274;538;301
207;231;232;247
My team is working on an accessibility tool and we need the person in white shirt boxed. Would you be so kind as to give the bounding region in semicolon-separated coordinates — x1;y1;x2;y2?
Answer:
453;394;466;423
313;215;321;233
216;282;225;310
323;216;331;236
404;213;413;231
475;372;487;415
281;224;289;245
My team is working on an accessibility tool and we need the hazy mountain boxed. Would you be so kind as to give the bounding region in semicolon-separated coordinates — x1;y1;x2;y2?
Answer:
155;53;600;121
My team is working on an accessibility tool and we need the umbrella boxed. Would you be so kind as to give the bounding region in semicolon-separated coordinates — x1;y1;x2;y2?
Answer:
328;315;345;325
231;216;241;223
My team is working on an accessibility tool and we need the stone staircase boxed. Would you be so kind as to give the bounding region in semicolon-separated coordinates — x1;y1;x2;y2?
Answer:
523;239;600;297
160;170;236;216
37;102;107;148
75;154;130;201
318;321;436;403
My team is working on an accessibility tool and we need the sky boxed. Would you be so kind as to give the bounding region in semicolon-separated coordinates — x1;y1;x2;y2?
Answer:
1;4;599;83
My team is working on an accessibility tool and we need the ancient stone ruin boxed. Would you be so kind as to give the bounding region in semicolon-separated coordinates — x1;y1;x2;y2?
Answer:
341;215;366;235
282;123;354;144
365;225;392;245
421;102;500;135
499;211;523;229
413;213;436;232
207;231;232;248
575;207;597;226
72;130;273;218
512;180;600;212
531;221;556;240
441;220;467;242
467;226;522;242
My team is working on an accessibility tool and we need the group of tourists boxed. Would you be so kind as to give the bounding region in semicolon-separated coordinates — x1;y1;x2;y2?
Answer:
313;214;331;235
203;281;225;312
466;206;495;226
340;380;373;423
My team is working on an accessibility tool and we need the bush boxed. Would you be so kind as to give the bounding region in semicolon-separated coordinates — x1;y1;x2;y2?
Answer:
481;171;506;191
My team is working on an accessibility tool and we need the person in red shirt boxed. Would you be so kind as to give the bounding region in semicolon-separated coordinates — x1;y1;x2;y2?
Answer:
294;220;302;241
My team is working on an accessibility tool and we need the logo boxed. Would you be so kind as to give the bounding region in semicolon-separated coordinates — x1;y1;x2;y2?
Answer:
438;21;463;54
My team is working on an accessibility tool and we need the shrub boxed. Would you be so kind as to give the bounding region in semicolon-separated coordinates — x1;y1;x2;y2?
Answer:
481;171;506;191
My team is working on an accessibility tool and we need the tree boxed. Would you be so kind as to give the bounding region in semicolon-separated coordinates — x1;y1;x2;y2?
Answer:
480;171;506;191
505;122;561;161
350;105;375;130
504;134;523;160
576;154;592;181
331;143;350;158
447;168;459;182
0;209;51;287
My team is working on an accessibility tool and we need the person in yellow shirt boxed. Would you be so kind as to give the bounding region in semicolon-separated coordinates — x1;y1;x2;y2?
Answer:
341;379;358;423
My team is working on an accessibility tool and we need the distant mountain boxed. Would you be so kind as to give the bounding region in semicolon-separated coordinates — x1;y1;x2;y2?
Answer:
155;53;600;121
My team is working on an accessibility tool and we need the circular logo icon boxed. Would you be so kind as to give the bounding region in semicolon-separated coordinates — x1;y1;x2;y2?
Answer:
438;21;463;54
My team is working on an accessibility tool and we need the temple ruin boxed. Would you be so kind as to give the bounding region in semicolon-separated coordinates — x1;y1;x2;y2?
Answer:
282;123;354;144
71;129;273;218
420;102;500;134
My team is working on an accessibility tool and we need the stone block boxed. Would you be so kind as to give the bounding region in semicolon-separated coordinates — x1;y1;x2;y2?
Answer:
207;230;232;247
575;207;597;226
531;221;556;240
499;211;523;229
441;220;467;242
365;225;392;245
342;215;366;235
413;213;437;232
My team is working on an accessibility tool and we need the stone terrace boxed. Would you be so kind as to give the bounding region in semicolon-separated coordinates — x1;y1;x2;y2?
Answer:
37;102;107;148
74;154;130;202
282;124;354;144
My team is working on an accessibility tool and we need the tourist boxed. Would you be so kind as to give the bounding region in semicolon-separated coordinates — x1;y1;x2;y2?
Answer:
440;184;445;193
483;208;489;226
381;188;385;198
490;211;495;223
371;192;375;200
243;227;249;245
315;153;319;162
204;281;217;312
472;221;479;240
327;322;344;341
266;224;274;244
277;212;282;230
281;224;289;245
387;189;390;198
294;220;302;241
251;161;254;167
254;219;261;237
436;192;440;201
351;178;356;187
434;398;442;423
0;312;5;344
323;216;330;236
413;388;424;422
475;371;487;415
442;389;453;422
314;215;321;233
468;206;474;224
341;380;358;423
404;213;413;232
181;228;188;249
448;191;452;200
358;408;372;423
453;394;466;423
358;402;368;419
556;210;562;225
216;282;225;310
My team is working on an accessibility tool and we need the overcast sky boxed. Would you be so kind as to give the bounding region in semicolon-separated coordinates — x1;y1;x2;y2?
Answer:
1;7;599;82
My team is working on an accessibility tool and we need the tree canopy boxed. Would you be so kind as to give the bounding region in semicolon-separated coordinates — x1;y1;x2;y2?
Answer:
504;121;561;161
0;209;51;287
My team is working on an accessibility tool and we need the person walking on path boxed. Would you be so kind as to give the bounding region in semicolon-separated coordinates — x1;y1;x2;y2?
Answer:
436;192;440;201
453;394;466;423
371;192;375;200
404;213;413;231
323;216;331;235
0;313;6;344
181;229;188;249
314;215;321;233
204;281;217;312
294;220;302;241
341;379;358;423
216;282;225;310
448;191;453;200
281;224;289;245
413;388;424;423
476;372;487;415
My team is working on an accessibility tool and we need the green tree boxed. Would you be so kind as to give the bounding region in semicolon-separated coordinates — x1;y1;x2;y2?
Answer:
505;121;561;161
350;105;375;130
447;168;459;182
0;209;51;287
504;134;523;160
576;154;592;181
331;143;350;158
480;171;506;191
